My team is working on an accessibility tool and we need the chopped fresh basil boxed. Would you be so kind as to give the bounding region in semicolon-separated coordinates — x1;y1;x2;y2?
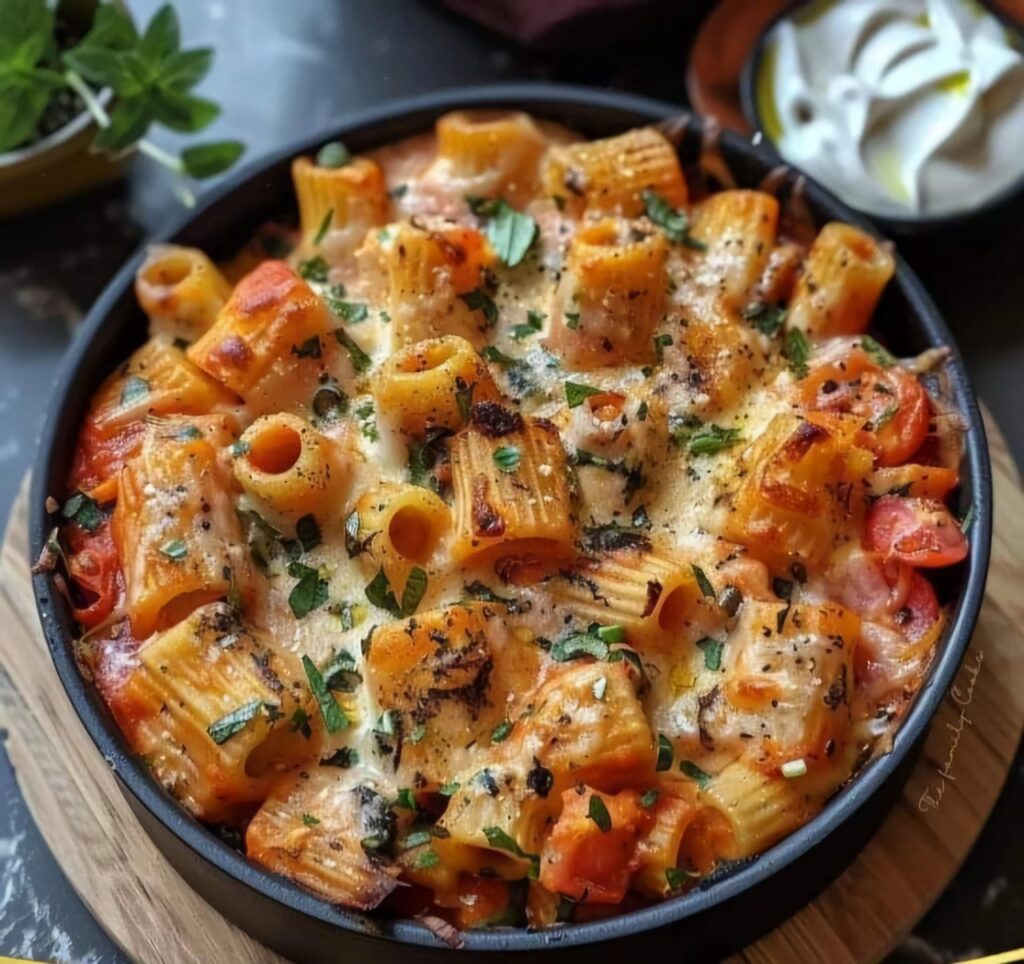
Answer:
696;636;724;672
355;401;379;441
782;327;811;379
460;288;498;326
687;423;743;456
321;649;360;691
679;760;712;789
492;445;521;473
565;381;602;408
476;198;537;267
549;632;609;662
481;345;519;366
295;514;321;552
653;333;673;363
328;297;369;324
365;567;403;617
298;255;329;282
439;780;461;796
229;440;250;458
656;733;674;771
208;699;272;744
302;812;321;826
491;720;513;743
317;141;350;168
62;491;102;532
455;380;474;423
301;655;348;733
637;401;649;422
641;789;659;809
742;301;786;336
691;564;715;599
159;538;188;562
290;707;312;739
482;826;539;875
865;403;900;432
632;505;652;529
641;190;706;250
512;309;545;340
120;374;150;406
394;788;418;811
860;335;896;368
335;329;372;373
587;794;612;833
177;425;203;441
414;849;440;869
313;208;333;245
288;562;328;618
565;311;581;330
321;746;358;768
401;566;428;615
665;867;689;891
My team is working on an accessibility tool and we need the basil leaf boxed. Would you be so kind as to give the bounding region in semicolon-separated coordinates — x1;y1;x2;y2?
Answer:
641;190;706;251
782;327;811;379
298;255;329;282
512;309;545;339
481;345;519;366
414;849;440;869
301;655;348;733
656;733;674;771
641;789;659;809
687;424;743;456
401;566;428;616
317;141;350;168
492;445;520;473
565;311;581;330
321;747;358;768
549;633;609;662
860;335;896;368
587;794;612;832
742;301;786;336
292;335;322;359
482;200;537;267
288;563;328;618
565;381;602;409
181;140;245;179
295;514;321;552
460;288;498;326
120;374;150;405
208;699;270;744
328;297;369;324
691;564;715;599
365;567;402;617
696;636;724;671
482;826;538;874
865;403;900;432
679;760;712;789
335;328;372;373
491;720;513;743
62;491;103;532
313;208;333;244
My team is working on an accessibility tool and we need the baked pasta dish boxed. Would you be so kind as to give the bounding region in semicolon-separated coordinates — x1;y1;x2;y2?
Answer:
49;110;970;931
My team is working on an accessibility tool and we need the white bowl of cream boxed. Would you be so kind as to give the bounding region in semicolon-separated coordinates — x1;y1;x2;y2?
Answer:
748;0;1024;222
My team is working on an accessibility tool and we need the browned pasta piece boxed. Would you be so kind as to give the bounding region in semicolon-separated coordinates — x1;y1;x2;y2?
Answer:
247;769;402;909
543;127;687;216
548;219;668;370
113;417;252;639
787;222;895;336
114;602;316;822
433;110;546;205
374;334;499;437
136;244;232;343
450;404;575;568
292;155;388;251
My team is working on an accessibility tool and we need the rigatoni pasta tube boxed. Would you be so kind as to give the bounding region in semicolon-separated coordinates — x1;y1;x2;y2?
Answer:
351;482;451;600
450;404;575;566
543;127;687;216
292;155;388;249
115;602;316;822
233;413;351;533
548;219;667;370
113;418;249;639
135;244;232;343
432;110;546;204
787;222;895;336
374;334;499;437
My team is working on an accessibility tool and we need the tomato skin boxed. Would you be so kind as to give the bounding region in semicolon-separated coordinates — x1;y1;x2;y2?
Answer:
65;521;122;628
539;788;651;904
865;496;969;568
69;415;145;496
893;568;941;643
802;348;929;466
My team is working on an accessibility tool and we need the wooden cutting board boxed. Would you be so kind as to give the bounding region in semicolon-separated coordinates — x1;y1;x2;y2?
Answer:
1;409;1021;964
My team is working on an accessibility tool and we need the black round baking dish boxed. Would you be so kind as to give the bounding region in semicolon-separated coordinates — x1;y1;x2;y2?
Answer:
30;83;992;963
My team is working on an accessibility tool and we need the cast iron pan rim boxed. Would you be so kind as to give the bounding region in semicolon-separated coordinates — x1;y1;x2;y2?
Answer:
29;82;993;953
738;0;1024;235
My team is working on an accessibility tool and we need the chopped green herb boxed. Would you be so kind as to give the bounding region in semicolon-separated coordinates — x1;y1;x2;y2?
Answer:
288;562;328;618
208;699;271;744
696;636;724;671
290;707;312;739
491;720;513;743
642;190;706;250
860;335;896;368
742;301;786;336
482;826;539;874
302;655;349;733
632;505;652;529
394;788;418;811
476;199;537;267
782;327;811;379
679;760;712;789
665;867;689;891
321;746;358;768
401;566;428;615
596;624;625;644
455;380;474;423
656;733;674;771
355;402;379;442
481;345;520;367
414;849;440;869
565;381;602;408
313;208;333;245
409;723;427;744
316;141;350;168
321;649;360;691
460;288;498;326
960;504;975;534
549;633;609;662
298;255;329;282
328;297;369;324
641;789;659;809
120;375;150;406
365;567;403;617
687;424;743;456
637;401;649;422
229;440;250;458
159;538;188;562
302;812;321;826
512;309;546;340
295;514;321;552
691;564;715;599
865;403;899;432
62;491;103;532
653;333;673;363
492;445;521;473
565;311;581;330
439;780;461;796
335;329;372;373
587;794;612;832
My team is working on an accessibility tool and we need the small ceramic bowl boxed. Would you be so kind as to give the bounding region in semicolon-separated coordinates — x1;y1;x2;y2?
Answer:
740;0;1024;236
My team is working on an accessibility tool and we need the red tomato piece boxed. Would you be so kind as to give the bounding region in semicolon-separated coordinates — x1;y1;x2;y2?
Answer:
539;788;651;904
865;496;969;568
66;522;122;629
893;568;941;643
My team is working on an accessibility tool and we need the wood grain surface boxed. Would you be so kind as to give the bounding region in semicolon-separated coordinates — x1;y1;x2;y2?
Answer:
0;410;1020;964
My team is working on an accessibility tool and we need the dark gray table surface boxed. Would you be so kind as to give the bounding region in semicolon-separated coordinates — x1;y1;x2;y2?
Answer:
1;1;1022;961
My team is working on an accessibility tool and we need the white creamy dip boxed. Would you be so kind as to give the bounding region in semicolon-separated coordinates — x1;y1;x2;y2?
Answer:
757;0;1024;217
